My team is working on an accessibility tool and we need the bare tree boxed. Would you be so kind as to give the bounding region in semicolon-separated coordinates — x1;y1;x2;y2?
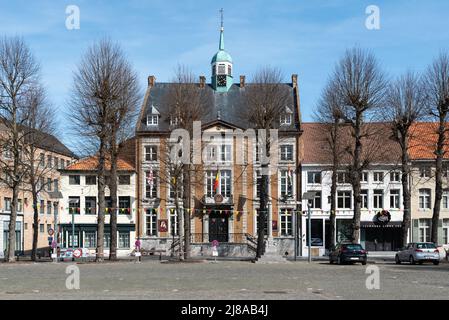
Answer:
424;52;449;244
383;72;426;247
103;43;140;261
21;85;59;261
244;67;291;258
161;65;212;260
69;39;127;262
332;47;387;243
0;37;40;262
315;81;346;249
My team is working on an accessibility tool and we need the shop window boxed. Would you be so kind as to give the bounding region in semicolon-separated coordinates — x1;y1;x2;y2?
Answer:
119;232;130;248
306;219;324;246
84;231;96;248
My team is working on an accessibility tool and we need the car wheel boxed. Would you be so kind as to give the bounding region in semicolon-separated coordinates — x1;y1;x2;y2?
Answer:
433;261;440;266
362;261;367;266
409;255;416;265
418;261;423;265
395;255;401;265
329;257;334;264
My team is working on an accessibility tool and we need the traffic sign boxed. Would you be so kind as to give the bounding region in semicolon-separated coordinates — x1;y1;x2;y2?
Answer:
73;248;82;258
48;228;54;236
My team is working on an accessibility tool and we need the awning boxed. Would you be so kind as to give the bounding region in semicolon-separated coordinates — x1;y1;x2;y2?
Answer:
361;221;402;228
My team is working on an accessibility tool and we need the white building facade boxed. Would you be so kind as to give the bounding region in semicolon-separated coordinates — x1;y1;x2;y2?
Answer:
59;160;137;257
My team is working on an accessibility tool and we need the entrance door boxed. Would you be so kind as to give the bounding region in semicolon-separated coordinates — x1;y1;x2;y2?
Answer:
209;213;228;243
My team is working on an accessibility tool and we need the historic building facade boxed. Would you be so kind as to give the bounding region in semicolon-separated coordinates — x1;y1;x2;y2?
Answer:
58;139;137;257
0;128;75;259
135;24;302;256
300;123;404;256
409;123;449;248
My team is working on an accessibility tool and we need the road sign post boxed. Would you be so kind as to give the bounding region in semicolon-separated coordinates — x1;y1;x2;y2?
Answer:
302;191;317;263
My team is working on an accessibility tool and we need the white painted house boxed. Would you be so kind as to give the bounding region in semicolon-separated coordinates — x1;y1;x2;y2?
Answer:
301;123;404;257
58;139;137;257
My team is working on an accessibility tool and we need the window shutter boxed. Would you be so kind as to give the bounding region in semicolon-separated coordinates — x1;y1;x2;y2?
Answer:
438;219;444;245
412;219;419;242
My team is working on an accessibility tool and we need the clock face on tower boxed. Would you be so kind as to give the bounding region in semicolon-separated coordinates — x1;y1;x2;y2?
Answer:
217;75;227;87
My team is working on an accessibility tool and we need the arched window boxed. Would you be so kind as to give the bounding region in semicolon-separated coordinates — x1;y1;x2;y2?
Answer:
228;65;232;76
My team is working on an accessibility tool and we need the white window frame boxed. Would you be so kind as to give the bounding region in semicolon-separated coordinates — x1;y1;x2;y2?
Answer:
147;115;158;126
389;189;400;209
279;209;293;237
280;114;292;126
280;145;294;161
419;189;431;210
146;208;158;237
373;172;384;183
337;191;351;209
373;190;384;209
144;145;158;162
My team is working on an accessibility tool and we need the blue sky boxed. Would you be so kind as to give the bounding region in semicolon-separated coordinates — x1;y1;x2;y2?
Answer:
1;0;449;149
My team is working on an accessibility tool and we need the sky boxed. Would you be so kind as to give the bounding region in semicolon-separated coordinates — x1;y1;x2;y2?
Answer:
1;0;449;151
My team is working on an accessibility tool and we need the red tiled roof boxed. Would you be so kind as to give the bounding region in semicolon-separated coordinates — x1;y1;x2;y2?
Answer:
66;138;136;171
408;122;449;160
302;122;401;165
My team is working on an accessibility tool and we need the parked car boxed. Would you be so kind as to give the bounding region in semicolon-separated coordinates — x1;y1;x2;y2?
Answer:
329;243;367;265
395;242;440;265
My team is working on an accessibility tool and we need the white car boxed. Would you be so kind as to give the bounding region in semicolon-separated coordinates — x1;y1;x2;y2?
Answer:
395;242;440;265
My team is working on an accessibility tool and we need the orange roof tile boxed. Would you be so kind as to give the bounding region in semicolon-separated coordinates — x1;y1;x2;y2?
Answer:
66;138;135;171
409;122;449;160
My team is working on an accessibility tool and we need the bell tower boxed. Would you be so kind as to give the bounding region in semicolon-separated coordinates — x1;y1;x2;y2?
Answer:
211;9;233;93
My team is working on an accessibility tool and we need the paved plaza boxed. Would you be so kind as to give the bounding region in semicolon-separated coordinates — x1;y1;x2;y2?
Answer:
0;259;448;300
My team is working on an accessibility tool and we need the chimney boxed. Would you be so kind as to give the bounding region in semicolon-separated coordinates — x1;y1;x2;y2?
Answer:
292;74;298;88
148;75;156;88
199;76;206;88
240;75;245;88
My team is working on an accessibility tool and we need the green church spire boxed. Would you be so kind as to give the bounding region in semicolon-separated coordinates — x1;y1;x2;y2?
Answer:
211;8;233;92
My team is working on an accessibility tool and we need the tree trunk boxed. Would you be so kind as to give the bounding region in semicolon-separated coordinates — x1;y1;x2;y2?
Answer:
31;188;39;261
329;171;337;249
329;123;339;249
183;164;191;260
351;112;362;243
174;183;182;259
109;137;118;261
96;139;106;262
257;168;268;258
6;185;19;262
400;133;412;248
432;119;446;244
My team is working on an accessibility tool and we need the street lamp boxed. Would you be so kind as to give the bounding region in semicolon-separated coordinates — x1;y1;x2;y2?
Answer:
302;191;317;263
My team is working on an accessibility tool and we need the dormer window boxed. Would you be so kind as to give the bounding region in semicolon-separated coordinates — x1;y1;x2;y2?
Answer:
147;115;158;126
280;114;292;126
170;116;179;126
